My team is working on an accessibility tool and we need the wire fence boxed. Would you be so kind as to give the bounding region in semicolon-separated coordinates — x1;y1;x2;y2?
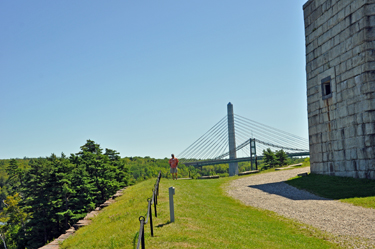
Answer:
136;171;162;249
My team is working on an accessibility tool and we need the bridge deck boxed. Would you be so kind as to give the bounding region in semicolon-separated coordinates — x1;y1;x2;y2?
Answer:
183;152;309;167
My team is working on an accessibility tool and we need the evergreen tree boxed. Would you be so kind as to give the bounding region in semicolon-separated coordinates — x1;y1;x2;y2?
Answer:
71;140;129;206
105;148;120;161
22;158;54;248
262;148;277;169
47;154;76;233
275;150;288;167
5;159;24;195
68;162;96;220
0;140;131;248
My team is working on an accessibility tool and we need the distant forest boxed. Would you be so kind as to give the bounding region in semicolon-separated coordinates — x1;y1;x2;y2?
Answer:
0;140;306;249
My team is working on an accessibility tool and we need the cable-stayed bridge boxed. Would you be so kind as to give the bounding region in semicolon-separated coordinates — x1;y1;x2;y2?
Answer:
177;103;309;176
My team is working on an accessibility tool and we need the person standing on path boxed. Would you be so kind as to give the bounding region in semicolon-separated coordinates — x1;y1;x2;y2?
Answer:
169;154;179;180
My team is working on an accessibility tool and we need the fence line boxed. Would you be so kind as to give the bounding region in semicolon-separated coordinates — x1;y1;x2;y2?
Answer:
136;171;162;249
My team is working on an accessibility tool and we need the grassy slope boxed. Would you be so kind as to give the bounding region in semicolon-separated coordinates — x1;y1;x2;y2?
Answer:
287;173;375;209
61;176;337;249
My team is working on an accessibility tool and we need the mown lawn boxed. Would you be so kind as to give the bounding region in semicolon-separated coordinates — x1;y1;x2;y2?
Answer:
61;176;338;249
287;173;375;209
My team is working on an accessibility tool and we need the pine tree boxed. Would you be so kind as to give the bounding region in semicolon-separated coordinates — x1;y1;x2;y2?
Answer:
68;154;96;220
22;158;56;248
72;140;129;205
47;154;76;233
5;159;24;195
0;140;131;249
275;150;289;167
263;148;277;169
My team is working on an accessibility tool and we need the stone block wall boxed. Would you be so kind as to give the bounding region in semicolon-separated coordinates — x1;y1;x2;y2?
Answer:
304;0;375;179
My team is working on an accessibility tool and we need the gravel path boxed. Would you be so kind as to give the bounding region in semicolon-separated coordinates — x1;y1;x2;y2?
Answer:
227;167;375;248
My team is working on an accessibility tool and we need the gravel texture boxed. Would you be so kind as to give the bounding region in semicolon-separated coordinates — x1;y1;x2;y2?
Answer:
226;167;375;248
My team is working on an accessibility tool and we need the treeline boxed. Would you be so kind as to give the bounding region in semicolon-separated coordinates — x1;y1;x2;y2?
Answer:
0;140;130;249
101;149;305;181
123;156;195;182
193;150;306;177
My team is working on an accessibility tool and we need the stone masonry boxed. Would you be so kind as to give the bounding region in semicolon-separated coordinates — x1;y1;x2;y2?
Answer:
304;0;375;179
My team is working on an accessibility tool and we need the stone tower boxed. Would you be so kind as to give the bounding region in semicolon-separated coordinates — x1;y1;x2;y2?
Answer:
304;0;375;178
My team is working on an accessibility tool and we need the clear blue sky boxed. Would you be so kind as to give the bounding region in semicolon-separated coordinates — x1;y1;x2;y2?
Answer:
1;0;309;159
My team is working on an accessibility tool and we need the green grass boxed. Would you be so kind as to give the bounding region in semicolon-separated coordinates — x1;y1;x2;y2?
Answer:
61;177;339;249
287;173;375;209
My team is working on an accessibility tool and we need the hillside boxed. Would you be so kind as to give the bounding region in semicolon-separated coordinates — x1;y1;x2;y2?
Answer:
60;175;337;249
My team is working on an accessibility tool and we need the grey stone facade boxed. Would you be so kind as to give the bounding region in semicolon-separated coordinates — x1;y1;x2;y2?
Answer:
304;0;375;179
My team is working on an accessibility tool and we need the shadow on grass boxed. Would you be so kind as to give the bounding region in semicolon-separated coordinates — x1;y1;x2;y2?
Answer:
133;231;139;248
247;181;327;201
156;221;172;228
286;173;375;200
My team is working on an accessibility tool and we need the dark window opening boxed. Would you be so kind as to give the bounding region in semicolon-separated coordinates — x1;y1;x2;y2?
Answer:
324;83;331;95
321;76;332;100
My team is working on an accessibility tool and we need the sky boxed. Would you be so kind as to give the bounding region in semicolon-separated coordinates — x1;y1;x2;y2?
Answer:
1;0;309;159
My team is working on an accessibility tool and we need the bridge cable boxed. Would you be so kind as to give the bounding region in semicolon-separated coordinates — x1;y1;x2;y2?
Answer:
235;115;308;147
178;116;226;160
200;127;229;159
193;121;228;160
178;116;227;161
235;114;309;142
193;119;227;159
234;118;307;149
234;118;308;150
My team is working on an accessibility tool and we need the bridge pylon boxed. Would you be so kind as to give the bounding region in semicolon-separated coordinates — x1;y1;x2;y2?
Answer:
250;138;257;170
227;102;238;176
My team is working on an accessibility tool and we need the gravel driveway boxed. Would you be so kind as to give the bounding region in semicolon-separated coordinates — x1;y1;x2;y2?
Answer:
226;167;375;248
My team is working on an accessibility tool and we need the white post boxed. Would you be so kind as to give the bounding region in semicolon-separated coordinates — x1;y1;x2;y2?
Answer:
169;187;175;222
